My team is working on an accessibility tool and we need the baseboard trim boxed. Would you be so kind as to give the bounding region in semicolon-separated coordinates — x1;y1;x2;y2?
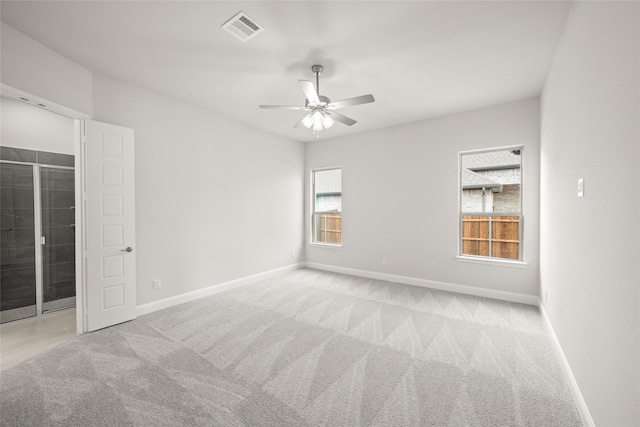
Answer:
303;262;539;306
137;261;538;315
540;304;595;427
136;263;305;317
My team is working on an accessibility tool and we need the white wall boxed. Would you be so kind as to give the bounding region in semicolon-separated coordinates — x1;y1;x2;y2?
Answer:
306;98;540;297
540;2;640;426
0;22;305;309
1;22;93;116
1;96;74;154
92;75;304;306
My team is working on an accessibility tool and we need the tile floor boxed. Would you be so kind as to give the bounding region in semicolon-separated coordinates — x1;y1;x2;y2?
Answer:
0;308;77;372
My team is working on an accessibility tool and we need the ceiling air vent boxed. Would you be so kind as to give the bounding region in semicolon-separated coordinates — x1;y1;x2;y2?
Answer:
221;11;264;42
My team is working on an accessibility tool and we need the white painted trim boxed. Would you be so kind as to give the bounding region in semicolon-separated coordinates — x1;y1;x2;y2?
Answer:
304;262;539;306
136;263;305;317
458;144;525;156
1;84;91;119
75;120;86;334
540;305;595;427
455;255;528;268
307;242;343;249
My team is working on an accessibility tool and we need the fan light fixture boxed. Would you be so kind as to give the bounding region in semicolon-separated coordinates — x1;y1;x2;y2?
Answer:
303;108;334;135
259;64;375;138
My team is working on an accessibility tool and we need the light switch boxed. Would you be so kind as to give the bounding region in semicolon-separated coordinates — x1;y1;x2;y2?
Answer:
577;178;584;197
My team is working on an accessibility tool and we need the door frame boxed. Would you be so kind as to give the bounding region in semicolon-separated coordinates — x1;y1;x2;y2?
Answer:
2;83;91;333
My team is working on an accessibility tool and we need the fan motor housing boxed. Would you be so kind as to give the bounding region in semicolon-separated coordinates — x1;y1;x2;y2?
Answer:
306;95;330;107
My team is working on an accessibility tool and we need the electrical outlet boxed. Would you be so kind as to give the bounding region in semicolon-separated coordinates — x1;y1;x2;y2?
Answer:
153;279;161;290
290;251;295;259
382;258;388;265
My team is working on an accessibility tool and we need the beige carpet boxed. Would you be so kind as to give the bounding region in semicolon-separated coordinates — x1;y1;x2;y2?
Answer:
1;268;581;426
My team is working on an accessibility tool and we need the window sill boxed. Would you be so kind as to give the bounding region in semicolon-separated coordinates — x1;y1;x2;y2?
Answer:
455;255;527;268
307;242;343;249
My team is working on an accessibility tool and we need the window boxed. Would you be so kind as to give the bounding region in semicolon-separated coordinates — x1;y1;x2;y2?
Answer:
312;168;342;245
459;147;523;261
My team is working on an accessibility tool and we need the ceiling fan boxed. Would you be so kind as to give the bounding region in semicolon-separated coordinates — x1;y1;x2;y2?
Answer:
259;65;375;136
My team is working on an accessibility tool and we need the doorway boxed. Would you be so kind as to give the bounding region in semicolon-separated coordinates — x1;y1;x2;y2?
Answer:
0;95;77;324
1;85;137;336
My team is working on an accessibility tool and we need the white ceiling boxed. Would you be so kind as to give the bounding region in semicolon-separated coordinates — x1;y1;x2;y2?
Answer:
0;1;571;143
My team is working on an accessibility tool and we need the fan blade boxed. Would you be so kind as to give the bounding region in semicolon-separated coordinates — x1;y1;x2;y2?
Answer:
299;80;320;105
328;111;357;126
259;105;307;110
328;94;375;110
293;117;307;128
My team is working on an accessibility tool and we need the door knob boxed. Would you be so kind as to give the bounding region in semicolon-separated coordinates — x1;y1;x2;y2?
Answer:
121;246;133;253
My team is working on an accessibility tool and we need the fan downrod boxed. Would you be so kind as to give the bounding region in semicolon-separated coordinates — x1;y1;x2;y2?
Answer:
311;65;324;97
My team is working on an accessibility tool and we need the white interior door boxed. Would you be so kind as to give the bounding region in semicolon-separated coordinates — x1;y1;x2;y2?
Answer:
84;119;136;332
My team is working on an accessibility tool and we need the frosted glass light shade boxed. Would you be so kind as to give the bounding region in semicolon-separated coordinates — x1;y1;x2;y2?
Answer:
312;110;323;124
301;114;313;128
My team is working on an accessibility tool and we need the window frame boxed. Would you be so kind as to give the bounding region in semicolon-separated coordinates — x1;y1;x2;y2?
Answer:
310;166;343;247
456;145;526;266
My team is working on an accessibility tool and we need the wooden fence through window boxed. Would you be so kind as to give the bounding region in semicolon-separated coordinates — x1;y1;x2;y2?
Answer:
462;215;520;260
314;212;342;244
